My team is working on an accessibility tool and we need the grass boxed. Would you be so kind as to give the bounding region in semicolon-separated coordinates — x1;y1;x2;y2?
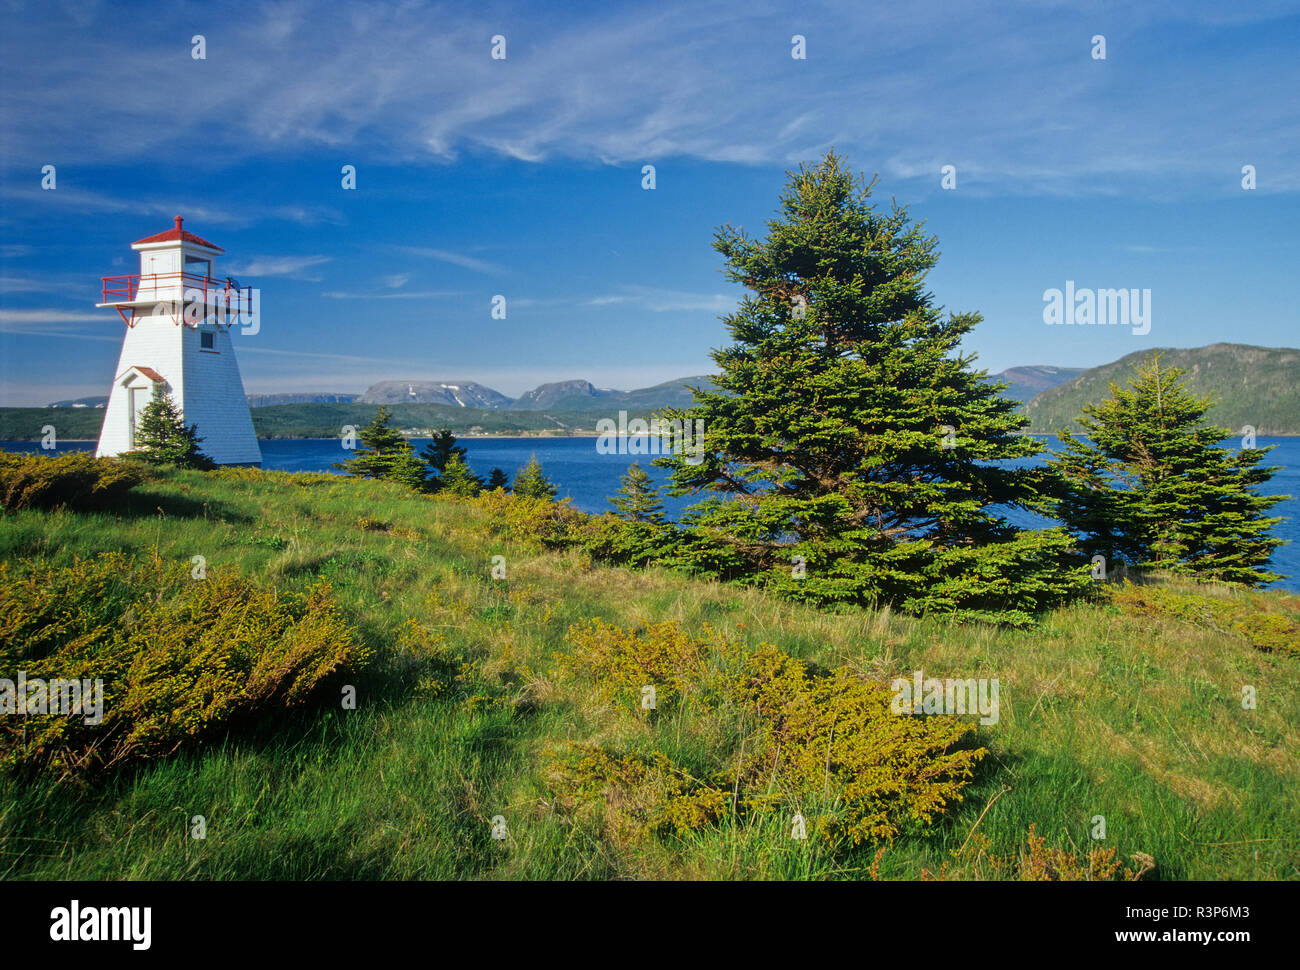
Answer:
1;466;1297;880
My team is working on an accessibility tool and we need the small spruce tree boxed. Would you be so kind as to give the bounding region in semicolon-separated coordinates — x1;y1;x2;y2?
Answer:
388;445;430;491
609;463;664;522
418;429;467;491
603;462;675;565
512;454;558;500
130;385;215;470
337;406;408;479
486;467;510;492
438;453;484;497
1046;353;1288;586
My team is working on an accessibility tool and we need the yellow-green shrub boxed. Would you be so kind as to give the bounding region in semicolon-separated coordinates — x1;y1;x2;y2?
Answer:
1111;583;1299;655
943;827;1155;881
557;618;734;710
552;620;986;848
0;550;370;777
0;451;146;512
551;746;731;838
474;490;601;549
734;646;985;845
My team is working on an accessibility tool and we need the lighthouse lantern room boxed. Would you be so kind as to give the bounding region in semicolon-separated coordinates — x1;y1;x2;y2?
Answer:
95;217;261;466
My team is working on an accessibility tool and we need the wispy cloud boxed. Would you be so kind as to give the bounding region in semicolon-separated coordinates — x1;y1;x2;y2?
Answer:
226;255;332;279
0;186;344;228
0;276;69;293
396;247;507;275
2;1;1295;195
0;308;119;340
320;289;464;300
587;284;735;313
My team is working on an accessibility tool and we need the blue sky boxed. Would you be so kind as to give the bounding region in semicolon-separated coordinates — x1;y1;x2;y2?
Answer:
1;0;1297;406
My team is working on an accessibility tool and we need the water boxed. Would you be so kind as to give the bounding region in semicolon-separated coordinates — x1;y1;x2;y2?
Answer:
6;436;1298;591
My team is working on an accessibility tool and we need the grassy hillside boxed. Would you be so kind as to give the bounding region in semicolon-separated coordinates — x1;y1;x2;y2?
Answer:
1;467;1296;880
1022;344;1300;434
0;407;104;441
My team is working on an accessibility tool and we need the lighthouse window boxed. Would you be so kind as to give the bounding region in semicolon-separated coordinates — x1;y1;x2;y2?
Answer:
200;331;215;349
185;255;210;279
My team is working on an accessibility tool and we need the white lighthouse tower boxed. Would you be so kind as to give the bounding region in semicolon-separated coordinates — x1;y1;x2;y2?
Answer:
95;217;261;466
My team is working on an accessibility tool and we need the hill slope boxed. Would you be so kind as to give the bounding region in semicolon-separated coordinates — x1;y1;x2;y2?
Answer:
1022;343;1300;434
1;466;1295;880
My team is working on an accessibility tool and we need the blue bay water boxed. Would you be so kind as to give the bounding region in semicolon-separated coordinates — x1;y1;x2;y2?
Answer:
5;436;1298;591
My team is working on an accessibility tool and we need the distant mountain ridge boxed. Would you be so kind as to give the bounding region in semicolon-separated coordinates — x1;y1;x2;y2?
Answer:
1020;343;1300;434
354;375;718;412
246;392;360;408
31;347;1295;438
358;381;513;408
510;380;616;410
991;365;1086;404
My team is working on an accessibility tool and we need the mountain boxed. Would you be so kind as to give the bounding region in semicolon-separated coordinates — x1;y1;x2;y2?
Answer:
510;375;718;411
246;392;359;407
1021;343;1300;434
990;365;1085;405
617;375;718;410
510;380;617;410
48;396;108;408
358;381;513;409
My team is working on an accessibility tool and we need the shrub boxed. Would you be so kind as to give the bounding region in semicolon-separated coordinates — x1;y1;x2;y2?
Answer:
552;619;986;849
0;451;147;512
1110;583;1299;656
556;619;729;711
947;827;1155;881
475;489;597;549
0;550;370;778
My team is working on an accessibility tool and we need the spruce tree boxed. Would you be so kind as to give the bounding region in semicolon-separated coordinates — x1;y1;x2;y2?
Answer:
388;445;430;491
656;151;1087;624
438;453;484;497
337;406;407;479
130;385;215;469
604;462;673;565
1046;353;1288;586
512;454;558;501
609;463;664;522
486;468;510;492
418;429;467;481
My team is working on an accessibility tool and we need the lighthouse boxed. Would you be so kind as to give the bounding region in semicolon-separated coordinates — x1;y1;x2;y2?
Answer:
95;217;261;466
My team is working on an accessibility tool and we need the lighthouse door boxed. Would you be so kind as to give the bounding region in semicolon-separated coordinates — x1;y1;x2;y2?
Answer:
127;387;138;449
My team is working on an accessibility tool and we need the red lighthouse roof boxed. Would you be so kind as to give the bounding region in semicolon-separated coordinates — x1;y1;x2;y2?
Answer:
132;215;224;252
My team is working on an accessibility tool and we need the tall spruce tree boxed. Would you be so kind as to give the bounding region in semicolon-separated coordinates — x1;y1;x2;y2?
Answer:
1046;353;1287;586
337;406;407;479
656;151;1088;624
130;385;216;470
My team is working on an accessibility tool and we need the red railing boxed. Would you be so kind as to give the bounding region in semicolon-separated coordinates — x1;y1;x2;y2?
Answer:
100;271;245;305
100;272;255;327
